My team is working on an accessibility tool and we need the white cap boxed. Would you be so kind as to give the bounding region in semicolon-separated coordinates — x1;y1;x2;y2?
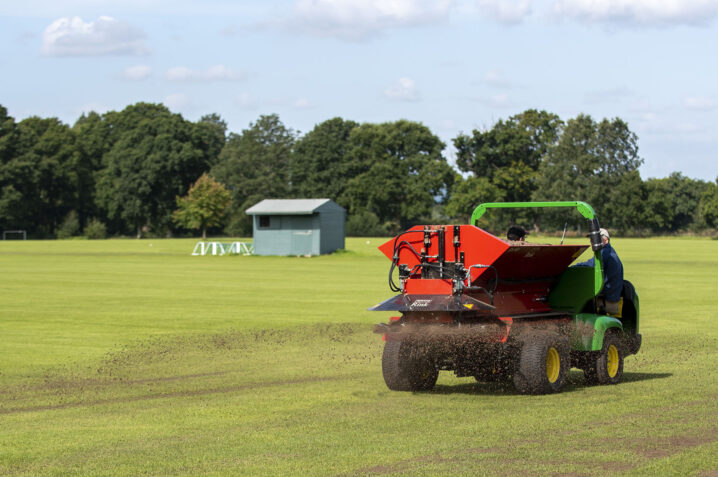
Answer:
599;228;610;240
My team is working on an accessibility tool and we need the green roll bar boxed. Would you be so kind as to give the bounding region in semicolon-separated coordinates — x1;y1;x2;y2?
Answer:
470;201;604;296
470;201;597;224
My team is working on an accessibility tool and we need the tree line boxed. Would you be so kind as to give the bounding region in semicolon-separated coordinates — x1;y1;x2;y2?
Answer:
0;102;716;239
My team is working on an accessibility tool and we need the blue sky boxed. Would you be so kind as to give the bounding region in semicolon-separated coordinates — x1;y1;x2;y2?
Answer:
1;0;717;181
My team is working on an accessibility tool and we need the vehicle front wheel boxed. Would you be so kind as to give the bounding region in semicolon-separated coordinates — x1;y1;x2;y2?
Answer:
584;330;624;385
382;339;438;392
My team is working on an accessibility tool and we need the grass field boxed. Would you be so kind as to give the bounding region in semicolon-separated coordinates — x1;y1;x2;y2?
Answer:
1;236;717;476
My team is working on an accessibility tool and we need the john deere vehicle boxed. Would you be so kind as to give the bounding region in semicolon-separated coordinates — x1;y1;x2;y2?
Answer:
370;201;641;394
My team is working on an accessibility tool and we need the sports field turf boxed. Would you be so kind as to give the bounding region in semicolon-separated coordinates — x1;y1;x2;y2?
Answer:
1;236;717;476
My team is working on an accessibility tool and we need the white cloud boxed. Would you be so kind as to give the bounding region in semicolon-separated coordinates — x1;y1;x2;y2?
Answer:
683;96;717;111
165;65;246;82
292;98;314;109
385;77;420;101
3;2;271;18
477;0;532;25
584;86;634;104
291;0;452;40
121;65;151;81
482;69;511;88
473;93;513;108
486;93;512;108
164;93;190;110
552;0;718;27
234;94;315;110
236;93;258;110
42;16;148;56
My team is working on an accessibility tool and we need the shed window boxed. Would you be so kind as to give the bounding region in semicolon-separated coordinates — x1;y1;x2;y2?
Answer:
259;216;271;228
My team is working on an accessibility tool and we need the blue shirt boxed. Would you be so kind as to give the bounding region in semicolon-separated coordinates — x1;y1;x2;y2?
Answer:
575;243;624;302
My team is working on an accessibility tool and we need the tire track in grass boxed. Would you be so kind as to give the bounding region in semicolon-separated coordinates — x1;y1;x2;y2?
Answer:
1;370;235;396
345;448;634;476
1;323;375;415
0;375;351;416
631;427;718;459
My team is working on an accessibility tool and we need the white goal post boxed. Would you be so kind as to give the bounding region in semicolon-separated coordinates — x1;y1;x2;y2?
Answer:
2;230;27;240
191;241;254;256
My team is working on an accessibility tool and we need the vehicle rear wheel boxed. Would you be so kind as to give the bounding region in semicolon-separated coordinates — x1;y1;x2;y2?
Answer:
512;332;569;394
584;330;624;385
382;339;438;392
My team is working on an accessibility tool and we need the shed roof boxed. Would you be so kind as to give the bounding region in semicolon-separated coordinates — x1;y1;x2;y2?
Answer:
245;199;344;215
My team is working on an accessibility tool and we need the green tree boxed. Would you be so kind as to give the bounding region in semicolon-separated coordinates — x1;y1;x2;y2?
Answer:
603;170;646;233
95;103;214;237
643;173;708;232
211;114;295;236
444;175;503;225
533;114;643;230
340;120;454;229
290;117;359;199
700;179;718;228
345;210;387;236
83;218;107;239
454;110;562;203
0;106;20;230
0;105;18;164
196;113;227;167
0;114;83;235
72;111;110;227
56;210;81;238
173;173;231;239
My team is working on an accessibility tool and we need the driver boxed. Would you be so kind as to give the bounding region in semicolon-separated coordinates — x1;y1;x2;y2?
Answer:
507;225;528;242
575;228;624;315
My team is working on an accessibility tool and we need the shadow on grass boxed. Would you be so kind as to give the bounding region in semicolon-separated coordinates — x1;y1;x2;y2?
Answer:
424;371;673;396
620;371;673;382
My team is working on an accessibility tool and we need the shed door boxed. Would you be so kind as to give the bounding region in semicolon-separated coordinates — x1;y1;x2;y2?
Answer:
290;216;314;255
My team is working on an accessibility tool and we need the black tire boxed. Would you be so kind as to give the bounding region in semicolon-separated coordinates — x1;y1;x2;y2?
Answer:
584;330;624;385
512;332;569;395
382;339;438;392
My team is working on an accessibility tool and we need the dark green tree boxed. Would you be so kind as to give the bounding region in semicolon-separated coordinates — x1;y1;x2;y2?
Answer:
603;170;646;233
0;105;18;164
290;117;359;199
643;173;708;232
454;109;562;203
72;111;111;226
95;103;213;237
0;106;20;228
0;115;82;234
444;175;503;225
211;114;295;236
700;178;718;228
340;120;454;229
196;113;227;167
533;114;643;230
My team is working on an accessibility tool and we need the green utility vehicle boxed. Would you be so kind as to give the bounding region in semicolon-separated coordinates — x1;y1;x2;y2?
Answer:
371;201;641;394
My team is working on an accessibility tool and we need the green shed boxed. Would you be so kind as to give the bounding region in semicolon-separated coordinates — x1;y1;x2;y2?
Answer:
245;199;346;256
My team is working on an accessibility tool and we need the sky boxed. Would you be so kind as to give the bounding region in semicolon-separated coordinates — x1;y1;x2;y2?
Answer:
1;0;717;181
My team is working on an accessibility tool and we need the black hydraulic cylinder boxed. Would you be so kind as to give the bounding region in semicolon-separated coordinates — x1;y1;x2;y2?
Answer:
588;218;603;251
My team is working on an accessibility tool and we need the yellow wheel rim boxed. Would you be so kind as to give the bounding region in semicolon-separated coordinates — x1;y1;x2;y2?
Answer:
546;347;560;384
607;344;619;378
